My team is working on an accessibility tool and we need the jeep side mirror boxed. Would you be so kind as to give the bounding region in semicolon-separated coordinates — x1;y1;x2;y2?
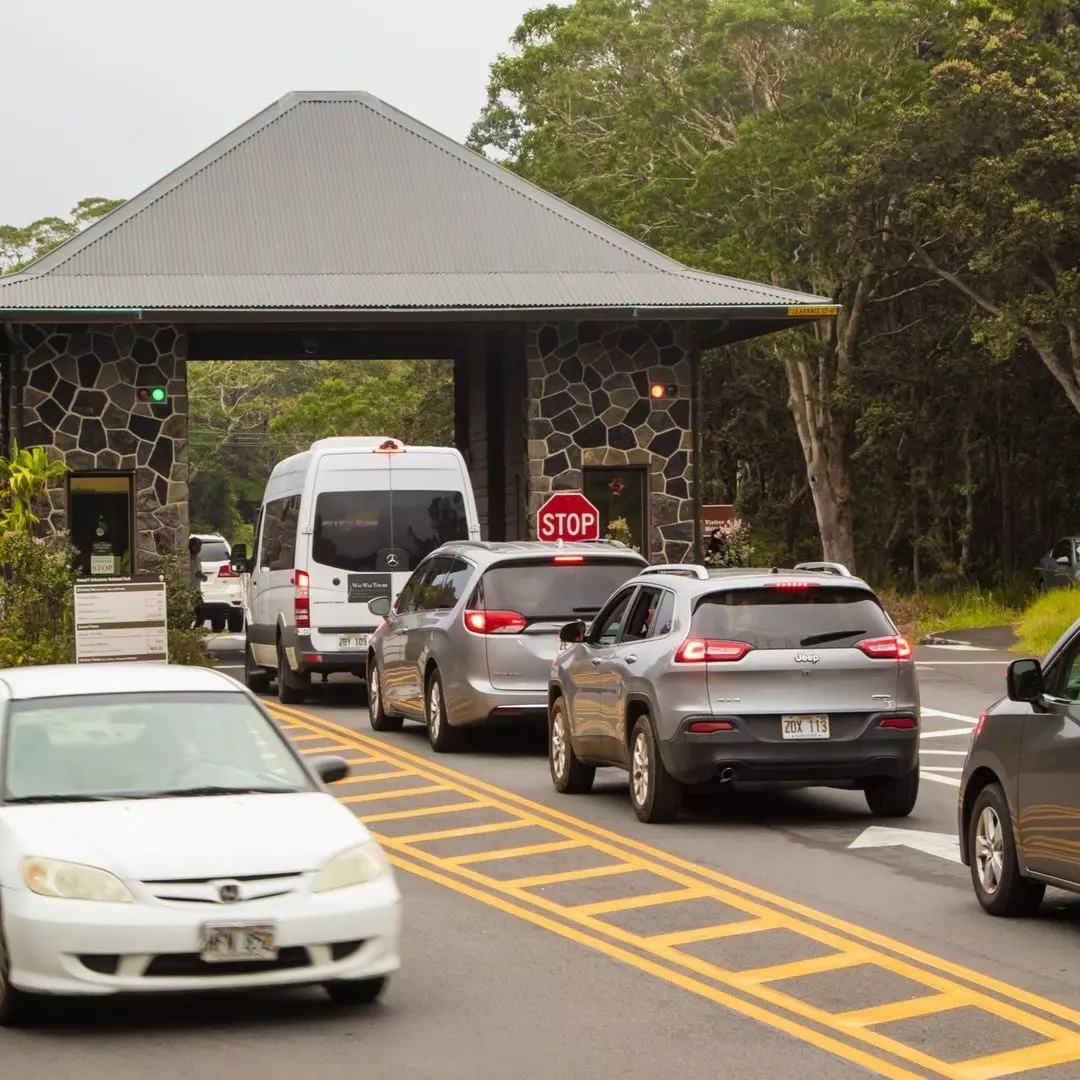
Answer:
1007;658;1044;703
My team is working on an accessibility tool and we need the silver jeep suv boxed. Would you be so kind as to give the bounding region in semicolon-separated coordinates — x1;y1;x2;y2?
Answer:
547;563;920;823
366;540;647;751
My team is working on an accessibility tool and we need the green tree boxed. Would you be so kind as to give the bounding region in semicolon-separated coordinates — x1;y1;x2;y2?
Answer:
0;197;124;274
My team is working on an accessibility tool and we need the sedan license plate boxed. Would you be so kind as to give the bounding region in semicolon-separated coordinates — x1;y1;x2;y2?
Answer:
338;634;368;650
200;923;278;964
781;715;830;740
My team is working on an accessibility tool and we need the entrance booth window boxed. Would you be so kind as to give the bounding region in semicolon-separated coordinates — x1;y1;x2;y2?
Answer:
68;474;134;576
583;466;648;555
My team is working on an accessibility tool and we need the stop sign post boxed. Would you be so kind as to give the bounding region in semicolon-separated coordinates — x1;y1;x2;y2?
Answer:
537;492;601;543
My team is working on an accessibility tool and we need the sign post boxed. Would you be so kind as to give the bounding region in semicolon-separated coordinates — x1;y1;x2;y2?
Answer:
537;492;601;543
73;576;168;664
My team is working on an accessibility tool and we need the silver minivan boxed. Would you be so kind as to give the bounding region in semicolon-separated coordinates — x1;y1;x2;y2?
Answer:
366;541;648;751
233;437;481;704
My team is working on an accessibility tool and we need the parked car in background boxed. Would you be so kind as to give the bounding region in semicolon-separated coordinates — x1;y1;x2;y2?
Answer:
233;437;481;705
366;540;648;751
547;563;920;823
959;617;1080;917
1034;538;1080;590
0;662;402;1026
191;533;244;632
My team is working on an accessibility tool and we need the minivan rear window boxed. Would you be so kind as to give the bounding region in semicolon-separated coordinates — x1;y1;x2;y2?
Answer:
691;585;894;649
478;558;644;619
312;490;469;573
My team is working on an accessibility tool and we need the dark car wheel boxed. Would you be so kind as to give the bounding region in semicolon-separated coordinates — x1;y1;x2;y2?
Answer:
968;783;1045;917
629;713;682;824
244;637;271;693
368;659;403;732
864;768;919;818
425;669;462;752
276;638;310;706
324;976;387;1006
549;696;594;794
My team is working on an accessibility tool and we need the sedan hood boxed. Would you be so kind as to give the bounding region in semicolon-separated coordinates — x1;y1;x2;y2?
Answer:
0;792;369;881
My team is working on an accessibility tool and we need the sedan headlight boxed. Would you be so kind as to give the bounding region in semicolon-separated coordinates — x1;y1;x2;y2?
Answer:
22;857;135;903
313;841;389;892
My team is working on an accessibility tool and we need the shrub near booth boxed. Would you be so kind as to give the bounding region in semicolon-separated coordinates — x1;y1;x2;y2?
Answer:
1015;588;1080;658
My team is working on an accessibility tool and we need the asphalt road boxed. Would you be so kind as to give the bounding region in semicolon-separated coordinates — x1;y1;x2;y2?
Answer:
10;642;1080;1079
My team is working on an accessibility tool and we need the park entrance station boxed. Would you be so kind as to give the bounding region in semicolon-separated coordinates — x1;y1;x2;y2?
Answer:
0;91;835;571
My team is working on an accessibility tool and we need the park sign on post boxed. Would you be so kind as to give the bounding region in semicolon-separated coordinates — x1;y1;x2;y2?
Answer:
537;492;601;543
74;575;168;663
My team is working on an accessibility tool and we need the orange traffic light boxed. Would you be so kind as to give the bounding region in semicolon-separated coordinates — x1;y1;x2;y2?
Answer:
649;383;678;399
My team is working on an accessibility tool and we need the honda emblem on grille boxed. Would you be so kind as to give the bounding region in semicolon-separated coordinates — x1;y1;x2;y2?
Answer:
793;652;820;664
217;882;240;903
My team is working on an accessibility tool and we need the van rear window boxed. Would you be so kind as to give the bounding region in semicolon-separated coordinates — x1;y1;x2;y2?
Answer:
312;490;469;573
690;585;894;649
478;559;644;620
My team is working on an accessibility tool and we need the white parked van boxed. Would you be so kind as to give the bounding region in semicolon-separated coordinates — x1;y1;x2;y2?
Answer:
233;436;480;704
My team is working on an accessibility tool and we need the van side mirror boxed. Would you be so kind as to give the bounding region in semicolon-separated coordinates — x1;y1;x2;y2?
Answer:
1007;658;1044;703
230;543;248;574
559;620;586;644
369;595;391;617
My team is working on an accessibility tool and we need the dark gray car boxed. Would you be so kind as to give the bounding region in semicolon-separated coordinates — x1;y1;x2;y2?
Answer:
1035;537;1080;590
548;564;921;823
365;541;647;751
958;616;1080;916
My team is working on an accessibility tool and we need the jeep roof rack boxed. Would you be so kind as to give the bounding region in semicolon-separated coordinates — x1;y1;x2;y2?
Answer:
639;564;710;580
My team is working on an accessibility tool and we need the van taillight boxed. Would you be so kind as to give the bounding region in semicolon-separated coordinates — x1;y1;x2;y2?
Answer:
294;570;310;628
464;609;526;634
857;636;911;660
674;639;752;663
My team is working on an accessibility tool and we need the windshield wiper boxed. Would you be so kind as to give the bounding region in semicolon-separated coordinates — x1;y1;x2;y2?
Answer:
141;785;304;799
4;794;123;804
800;628;866;646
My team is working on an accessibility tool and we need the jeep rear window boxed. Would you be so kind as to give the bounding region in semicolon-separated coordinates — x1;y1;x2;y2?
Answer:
478;559;645;620
690;586;894;649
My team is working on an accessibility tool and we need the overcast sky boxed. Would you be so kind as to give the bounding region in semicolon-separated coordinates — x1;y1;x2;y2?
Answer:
0;0;527;226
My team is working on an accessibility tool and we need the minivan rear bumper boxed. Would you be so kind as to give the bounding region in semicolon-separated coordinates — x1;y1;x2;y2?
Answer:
659;716;919;788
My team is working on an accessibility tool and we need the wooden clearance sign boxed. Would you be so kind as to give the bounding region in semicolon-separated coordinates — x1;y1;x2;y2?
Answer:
787;305;840;317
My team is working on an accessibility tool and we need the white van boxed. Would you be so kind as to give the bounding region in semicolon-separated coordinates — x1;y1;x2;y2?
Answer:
234;436;481;704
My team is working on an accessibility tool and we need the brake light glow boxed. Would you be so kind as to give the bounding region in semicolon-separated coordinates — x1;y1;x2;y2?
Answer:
464;609;526;634
553;555;585;564
217;562;234;578
767;580;817;590
374;439;404;453
688;721;734;733
294;569;310;628
974;710;987;738
857;636;912;660
878;716;916;729
674;638;752;663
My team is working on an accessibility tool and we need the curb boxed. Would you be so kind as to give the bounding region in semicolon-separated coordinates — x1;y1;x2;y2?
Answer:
919;633;977;646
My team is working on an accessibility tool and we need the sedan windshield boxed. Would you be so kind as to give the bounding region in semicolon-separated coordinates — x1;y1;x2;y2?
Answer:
1;692;315;803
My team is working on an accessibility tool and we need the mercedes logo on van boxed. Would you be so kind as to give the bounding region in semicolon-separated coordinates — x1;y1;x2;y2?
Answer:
793;652;820;664
217;882;240;904
384;553;400;568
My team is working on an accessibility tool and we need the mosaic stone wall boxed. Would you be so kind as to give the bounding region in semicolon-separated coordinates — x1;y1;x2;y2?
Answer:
524;321;697;563
14;323;189;569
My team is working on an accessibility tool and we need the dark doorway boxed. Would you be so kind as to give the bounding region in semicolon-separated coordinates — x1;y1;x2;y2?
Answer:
583;466;648;555
68;474;134;576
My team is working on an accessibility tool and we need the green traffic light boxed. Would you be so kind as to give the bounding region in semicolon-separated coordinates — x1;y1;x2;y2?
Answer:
149;387;167;403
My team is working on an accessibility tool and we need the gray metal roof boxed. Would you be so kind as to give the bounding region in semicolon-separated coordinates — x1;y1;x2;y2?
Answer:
0;91;835;317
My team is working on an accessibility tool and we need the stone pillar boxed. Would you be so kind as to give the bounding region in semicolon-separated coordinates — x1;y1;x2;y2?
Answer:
524;320;697;563
15;323;189;569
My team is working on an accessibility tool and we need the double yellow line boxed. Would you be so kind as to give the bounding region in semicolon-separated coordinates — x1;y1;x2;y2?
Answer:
272;703;1080;1080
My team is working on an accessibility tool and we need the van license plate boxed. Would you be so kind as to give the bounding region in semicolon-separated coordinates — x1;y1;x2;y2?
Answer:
338;634;368;650
781;715;830;740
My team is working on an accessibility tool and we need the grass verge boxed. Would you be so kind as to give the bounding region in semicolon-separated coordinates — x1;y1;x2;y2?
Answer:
878;587;1021;641
1013;587;1080;656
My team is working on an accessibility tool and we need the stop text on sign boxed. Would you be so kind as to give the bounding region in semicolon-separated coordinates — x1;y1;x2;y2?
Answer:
537;493;601;542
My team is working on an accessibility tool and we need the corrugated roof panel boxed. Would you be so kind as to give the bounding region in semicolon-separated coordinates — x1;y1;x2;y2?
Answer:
0;92;834;313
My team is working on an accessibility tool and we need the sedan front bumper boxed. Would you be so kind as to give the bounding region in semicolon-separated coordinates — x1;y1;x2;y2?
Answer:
1;874;401;996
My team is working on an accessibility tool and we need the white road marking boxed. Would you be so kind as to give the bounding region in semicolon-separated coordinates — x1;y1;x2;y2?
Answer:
921;644;994;652
921;749;968;756
923;708;978;723
916;661;1009;666
921;771;961;787
849;826;961;861
920;728;973;739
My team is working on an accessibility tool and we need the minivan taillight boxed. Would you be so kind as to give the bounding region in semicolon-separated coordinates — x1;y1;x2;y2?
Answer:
217;562;234;578
674;639;752;663
856;636;911;660
464;609;526;634
294;570;310;628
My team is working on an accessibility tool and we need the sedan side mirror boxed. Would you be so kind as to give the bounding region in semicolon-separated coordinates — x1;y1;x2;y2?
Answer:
1007;658;1044;703
230;543;248;574
310;754;350;785
1057;556;1070;566
559;620;586;644
369;595;391;617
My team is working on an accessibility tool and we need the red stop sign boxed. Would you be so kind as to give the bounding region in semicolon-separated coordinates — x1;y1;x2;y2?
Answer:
537;492;601;542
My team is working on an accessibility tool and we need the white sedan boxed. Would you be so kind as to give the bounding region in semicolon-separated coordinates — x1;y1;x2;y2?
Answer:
0;662;402;1026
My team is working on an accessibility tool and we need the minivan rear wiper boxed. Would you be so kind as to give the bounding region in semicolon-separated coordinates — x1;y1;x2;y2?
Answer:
800;628;866;646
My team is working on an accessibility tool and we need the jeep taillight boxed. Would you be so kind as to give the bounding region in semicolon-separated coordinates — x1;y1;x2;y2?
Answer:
674;639;752;663
294;570;310;628
856;636;911;660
